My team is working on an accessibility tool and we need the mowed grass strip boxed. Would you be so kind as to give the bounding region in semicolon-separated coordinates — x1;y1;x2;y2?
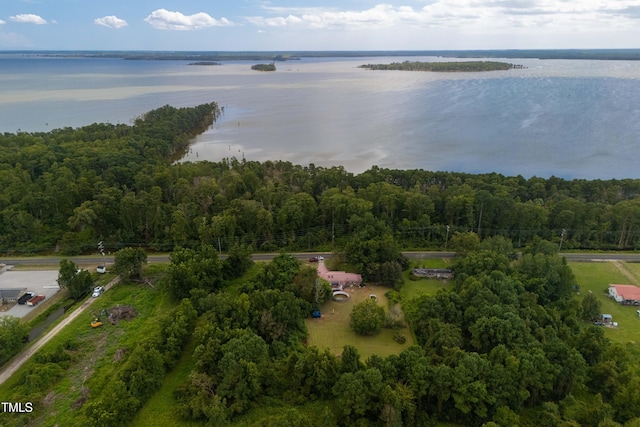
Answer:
305;285;414;360
570;261;640;343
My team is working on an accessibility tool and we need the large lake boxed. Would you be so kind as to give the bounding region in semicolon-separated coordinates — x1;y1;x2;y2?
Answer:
2;53;640;179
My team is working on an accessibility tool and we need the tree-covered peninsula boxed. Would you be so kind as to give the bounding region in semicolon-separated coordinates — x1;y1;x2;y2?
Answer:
359;60;522;72
2;102;640;256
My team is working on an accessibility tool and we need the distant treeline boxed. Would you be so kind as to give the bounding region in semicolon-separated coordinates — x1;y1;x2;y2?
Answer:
4;103;640;255
28;49;640;61
359;60;521;72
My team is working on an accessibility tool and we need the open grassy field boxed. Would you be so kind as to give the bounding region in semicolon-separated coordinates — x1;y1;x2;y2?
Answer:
570;261;640;343
401;277;451;302
305;285;414;360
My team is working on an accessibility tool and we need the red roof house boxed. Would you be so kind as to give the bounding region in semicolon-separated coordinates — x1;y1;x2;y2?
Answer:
608;284;640;305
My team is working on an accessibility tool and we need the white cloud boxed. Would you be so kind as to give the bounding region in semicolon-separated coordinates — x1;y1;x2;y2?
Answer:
94;15;128;29
144;9;234;30
0;19;5;25
245;1;640;32
10;14;47;25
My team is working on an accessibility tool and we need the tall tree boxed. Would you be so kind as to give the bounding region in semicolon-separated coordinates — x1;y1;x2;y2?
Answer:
57;259;93;300
113;247;147;282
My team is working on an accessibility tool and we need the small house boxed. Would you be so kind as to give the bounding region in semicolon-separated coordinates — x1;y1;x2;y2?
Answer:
608;284;640;305
412;268;454;280
0;288;21;304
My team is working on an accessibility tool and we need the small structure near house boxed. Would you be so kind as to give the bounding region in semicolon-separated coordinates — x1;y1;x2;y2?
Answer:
602;314;613;324
608;284;640;305
412;268;453;280
332;291;350;301
0;288;22;304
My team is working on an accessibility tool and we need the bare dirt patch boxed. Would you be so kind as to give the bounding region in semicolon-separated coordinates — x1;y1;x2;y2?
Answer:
113;348;128;363
42;390;56;407
108;305;137;324
71;386;90;410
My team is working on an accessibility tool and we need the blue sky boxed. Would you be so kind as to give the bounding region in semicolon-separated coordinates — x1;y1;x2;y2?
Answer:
2;0;640;50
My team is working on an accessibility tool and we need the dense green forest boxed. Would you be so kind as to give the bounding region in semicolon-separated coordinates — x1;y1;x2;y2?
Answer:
359;61;520;72
2;102;640;256
5;103;640;426
4;244;640;426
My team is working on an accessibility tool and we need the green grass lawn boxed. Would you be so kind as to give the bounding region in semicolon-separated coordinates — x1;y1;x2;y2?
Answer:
570;261;640;343
401;277;451;302
305;285;414;360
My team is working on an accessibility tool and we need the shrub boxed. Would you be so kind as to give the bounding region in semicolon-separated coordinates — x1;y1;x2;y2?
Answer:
393;331;407;344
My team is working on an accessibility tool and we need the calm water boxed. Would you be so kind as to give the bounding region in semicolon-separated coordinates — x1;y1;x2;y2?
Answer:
2;54;640;179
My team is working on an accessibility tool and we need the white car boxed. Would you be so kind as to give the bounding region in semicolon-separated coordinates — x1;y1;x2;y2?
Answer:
92;286;104;298
96;265;106;274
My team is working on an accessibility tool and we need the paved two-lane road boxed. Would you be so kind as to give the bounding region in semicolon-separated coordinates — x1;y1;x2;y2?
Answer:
1;251;639;267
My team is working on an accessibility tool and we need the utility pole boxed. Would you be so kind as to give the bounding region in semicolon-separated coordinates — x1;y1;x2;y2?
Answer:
558;228;567;251
331;209;335;251
445;225;450;251
98;241;105;271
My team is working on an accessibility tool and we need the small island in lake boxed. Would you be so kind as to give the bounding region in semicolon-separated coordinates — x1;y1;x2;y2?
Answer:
251;63;276;71
359;60;523;72
188;61;221;66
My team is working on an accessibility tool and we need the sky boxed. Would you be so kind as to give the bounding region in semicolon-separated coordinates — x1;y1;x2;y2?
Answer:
2;0;640;51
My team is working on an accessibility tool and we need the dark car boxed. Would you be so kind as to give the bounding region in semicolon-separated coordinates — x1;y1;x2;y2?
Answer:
18;292;35;305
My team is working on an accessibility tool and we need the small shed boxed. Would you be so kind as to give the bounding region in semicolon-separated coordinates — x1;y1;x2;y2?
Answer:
0;288;22;304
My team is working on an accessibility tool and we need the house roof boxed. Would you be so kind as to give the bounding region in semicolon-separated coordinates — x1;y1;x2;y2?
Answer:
610;284;640;301
0;289;22;299
317;261;362;284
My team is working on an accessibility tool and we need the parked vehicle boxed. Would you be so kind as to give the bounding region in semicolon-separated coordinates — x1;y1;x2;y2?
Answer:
308;257;319;262
96;265;106;274
18;292;35;305
92;286;104;298
27;295;45;306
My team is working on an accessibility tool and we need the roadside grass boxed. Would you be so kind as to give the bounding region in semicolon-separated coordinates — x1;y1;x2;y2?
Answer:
621;262;640;284
305;285;414;360
570;261;640;343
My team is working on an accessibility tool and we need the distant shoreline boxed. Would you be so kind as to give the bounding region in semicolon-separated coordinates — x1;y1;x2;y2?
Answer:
4;49;640;61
